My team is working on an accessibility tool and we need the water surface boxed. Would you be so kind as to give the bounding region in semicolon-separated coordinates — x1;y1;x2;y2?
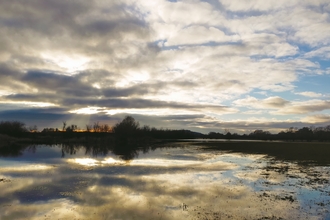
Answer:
0;143;329;219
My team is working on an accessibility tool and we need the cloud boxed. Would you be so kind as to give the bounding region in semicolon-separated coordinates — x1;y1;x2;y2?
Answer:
273;100;330;115
234;96;330;115
0;64;29;94
302;114;330;123
304;46;330;60
165;25;238;46
22;71;94;93
295;91;323;98
0;146;312;219
0;0;329;132
220;0;296;12
221;1;330;47
147;0;225;27
234;96;289;109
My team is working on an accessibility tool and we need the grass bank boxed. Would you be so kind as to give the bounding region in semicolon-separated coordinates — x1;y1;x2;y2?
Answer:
194;141;330;166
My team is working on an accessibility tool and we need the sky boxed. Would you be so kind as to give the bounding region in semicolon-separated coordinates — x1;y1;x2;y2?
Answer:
0;0;330;134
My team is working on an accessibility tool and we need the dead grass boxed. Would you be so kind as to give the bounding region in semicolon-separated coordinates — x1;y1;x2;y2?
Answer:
195;141;330;166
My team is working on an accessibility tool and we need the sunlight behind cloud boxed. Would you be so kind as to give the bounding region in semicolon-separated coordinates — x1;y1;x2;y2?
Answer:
131;158;198;167
41;52;90;73
101;157;125;165
69;107;105;115
0;164;53;172
68;158;99;166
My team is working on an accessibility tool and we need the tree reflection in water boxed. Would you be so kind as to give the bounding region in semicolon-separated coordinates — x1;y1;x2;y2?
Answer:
0;144;26;157
59;141;154;161
0;141;156;161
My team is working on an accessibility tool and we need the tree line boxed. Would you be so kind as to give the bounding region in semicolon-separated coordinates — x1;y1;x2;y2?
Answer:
208;126;330;141
1;117;330;141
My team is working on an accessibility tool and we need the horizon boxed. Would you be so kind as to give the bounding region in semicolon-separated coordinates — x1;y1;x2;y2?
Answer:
0;0;330;134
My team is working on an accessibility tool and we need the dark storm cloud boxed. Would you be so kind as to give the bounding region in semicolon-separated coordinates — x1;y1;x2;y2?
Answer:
9;55;48;67
19;71;102;99
0;107;118;129
0;0;89;34
3;68;192;104
0;108;69;126
61;97;230;110
159;114;206;120
83;17;148;38
2;67;201;108
0;107;68;117
5;85;156;102
4;93;58;103
1;89;230;112
102;87;150;97
0;63;21;78
0;0;150;60
22;71;91;91
102;81;169;97
188;120;330;133
0;63;22;85
0;63;29;92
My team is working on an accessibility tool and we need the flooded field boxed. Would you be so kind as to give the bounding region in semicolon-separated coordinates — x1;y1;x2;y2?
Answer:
0;142;329;220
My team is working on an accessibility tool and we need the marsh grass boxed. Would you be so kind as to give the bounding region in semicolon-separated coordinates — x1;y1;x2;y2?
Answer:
197;141;330;166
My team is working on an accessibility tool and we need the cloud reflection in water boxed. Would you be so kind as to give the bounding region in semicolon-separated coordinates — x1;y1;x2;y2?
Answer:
0;144;329;219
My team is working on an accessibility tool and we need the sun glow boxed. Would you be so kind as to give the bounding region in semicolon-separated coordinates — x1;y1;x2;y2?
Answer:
69;107;105;114
41;52;90;73
68;158;98;166
105;108;199;116
0;164;53;171
101;158;125;165
67;157;126;166
116;71;150;86
131;158;198;167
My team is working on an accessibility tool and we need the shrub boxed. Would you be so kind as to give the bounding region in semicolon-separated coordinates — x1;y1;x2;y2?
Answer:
0;121;27;136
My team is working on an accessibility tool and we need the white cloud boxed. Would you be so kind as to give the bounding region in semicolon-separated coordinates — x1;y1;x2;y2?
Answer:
295;91;323;98
220;0;297;12
234;96;330;115
242;110;264;115
301;114;330;123
221;2;330;47
305;46;330;60
150;0;224;26
233;96;289;109
165;26;238;46
273;100;330;115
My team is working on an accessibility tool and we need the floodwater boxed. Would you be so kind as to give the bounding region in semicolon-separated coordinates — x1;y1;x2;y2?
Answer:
0;143;329;220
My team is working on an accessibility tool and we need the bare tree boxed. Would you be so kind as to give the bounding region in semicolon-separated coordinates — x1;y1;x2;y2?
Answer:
100;124;110;132
62;121;67;132
28;125;38;132
93;122;100;132
66;124;77;132
86;124;92;132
